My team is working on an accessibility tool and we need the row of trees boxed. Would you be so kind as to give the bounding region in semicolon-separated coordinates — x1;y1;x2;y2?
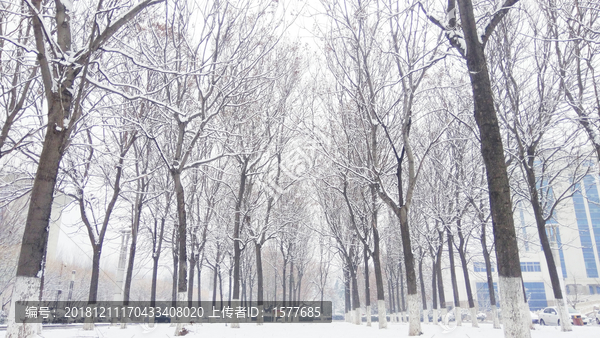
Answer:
1;0;599;338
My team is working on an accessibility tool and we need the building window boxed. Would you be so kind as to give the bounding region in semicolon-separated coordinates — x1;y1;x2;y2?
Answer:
590;285;595;295
474;262;494;272
524;282;548;311
574;180;600;278
476;282;499;311
520;262;541;272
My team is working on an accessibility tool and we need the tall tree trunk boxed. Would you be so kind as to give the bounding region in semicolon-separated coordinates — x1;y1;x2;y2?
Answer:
344;263;351;322
188;254;196;306
6;1;164;336
289;259;295;304
349;257;361;325
364;246;371;326
389;279;395;322
219;268;224;308
435;231;446;320
122;226;138;303
282;257;287;303
88;247;101;303
212;248;220;307
231;160;248;328
518;147;571;330
398;205;419;333
197;258;202;303
447;228;461;326
151;196;168;327
399;262;405;321
419;257;429;324
456;221;477;327
123;191;144;307
256;243;264;324
431;258;438;323
228;264;232;306
372;227;387;328
481;221;500;329
452;0;528;336
171;230;179;306
172;170;188;334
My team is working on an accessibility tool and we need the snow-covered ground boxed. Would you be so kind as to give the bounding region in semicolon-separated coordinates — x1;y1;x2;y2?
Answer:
1;322;599;338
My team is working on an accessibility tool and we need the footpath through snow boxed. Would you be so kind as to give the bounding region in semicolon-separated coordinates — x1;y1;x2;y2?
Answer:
1;321;599;338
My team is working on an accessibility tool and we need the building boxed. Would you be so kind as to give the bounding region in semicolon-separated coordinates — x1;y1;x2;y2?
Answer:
446;173;600;313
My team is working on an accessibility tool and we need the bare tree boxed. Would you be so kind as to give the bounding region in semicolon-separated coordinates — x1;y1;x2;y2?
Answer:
7;1;164;336
491;4;593;330
422;0;529;335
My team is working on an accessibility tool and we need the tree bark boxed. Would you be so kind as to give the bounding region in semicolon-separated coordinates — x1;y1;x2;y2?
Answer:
8;6;164;336
123;181;145;307
431;257;438;323
521;148;571;331
447;228;461;325
171;228;179;306
363;245;371;326
349;255;361;325
456;221;477;327
372;226;387;328
211;249;220;307
389;277;395;322
419;256;428;324
188;254;197;306
256;243;264;324
399;261;405;320
435;231;446;315
453;0;527;336
481;218;500;328
344;263;351;322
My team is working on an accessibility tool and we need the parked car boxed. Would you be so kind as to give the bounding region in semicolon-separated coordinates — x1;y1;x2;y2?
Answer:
568;308;590;325
539;307;559;325
530;312;539;324
539;307;589;325
476;312;487;322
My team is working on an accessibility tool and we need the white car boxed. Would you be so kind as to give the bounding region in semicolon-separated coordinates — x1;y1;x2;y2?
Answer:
539;307;588;325
568;308;591;325
530;311;539;324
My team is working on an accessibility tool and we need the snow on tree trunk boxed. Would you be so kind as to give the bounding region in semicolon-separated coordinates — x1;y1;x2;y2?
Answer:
522;299;532;331
433;308;438;325
556;298;572;331
407;294;421;335
366;305;371;326
82;314;94;330
378;300;387;328
470;307;479;328
257;305;264;326
499;276;529;338
231;298;241;328
6;276;40;338
174;292;187;335
491;306;501;329
353;308;361;325
456;306;462;326
423;309;429;324
440;307;447;325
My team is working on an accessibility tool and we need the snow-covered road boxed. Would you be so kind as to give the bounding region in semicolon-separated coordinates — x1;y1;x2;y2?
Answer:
2;321;599;338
